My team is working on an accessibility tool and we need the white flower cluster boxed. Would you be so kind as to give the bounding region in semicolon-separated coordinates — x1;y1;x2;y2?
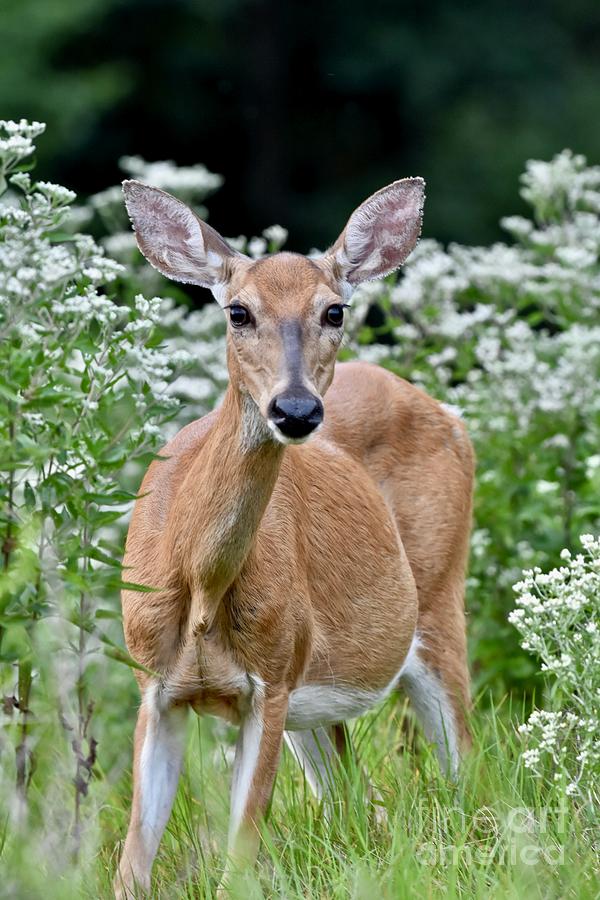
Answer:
0;161;124;317
120;155;223;200
35;181;77;207
452;321;600;437
0;120;192;487
156;299;229;434
224;224;290;260
348;150;600;380
262;224;288;251
0;119;45;171
511;536;600;804
520;150;600;219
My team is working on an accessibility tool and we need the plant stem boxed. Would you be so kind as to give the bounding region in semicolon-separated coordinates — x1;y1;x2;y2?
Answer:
71;513;96;859
2;418;15;570
15;657;33;818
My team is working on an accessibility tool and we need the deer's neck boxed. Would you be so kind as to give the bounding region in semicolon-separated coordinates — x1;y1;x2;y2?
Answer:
177;385;284;604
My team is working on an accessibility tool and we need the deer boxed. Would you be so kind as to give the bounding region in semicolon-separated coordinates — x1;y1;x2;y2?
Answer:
115;176;474;898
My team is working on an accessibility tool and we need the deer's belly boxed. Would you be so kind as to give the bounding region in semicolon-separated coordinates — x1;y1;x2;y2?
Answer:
285;635;418;730
285;683;387;730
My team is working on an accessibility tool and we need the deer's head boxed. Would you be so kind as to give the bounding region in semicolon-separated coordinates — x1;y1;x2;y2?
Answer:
123;178;424;444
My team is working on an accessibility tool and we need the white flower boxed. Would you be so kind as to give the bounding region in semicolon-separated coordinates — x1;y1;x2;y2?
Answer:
262;224;288;250
225;235;247;253
142;422;161;438
501;215;534;239
248;237;267;259
102;231;137;260
90;184;124;213
522;748;541;768
586;454;600;477
580;534;599;552
35;182;76;206
10;172;31;192
119;155;223;200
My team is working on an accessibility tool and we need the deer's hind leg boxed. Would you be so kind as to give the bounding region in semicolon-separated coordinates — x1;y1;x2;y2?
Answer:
398;580;471;778
115;684;189;899
287;725;388;825
284;727;342;813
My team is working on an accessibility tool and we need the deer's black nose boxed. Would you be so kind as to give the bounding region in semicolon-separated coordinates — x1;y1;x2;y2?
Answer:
268;392;324;440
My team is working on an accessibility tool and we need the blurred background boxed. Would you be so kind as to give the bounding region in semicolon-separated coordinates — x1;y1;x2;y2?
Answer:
3;0;600;252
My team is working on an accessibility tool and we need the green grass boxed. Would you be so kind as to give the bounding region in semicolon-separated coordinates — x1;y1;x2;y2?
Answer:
2;696;598;899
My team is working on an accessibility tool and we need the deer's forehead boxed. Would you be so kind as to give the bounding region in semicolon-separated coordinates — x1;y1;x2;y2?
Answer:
231;253;338;314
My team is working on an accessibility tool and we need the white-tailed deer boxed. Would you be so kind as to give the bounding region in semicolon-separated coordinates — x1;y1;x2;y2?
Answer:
115;177;474;897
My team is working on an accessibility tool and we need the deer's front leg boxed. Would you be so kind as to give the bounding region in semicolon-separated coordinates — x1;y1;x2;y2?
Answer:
115;685;188;899
220;683;288;892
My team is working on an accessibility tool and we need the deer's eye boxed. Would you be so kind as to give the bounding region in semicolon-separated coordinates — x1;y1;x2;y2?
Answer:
229;304;251;327
324;304;346;327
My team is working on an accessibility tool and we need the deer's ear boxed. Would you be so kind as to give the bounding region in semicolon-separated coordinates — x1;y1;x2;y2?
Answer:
122;180;244;296
327;177;425;287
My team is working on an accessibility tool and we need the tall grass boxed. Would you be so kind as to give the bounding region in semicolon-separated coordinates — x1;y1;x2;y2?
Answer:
3;697;596;899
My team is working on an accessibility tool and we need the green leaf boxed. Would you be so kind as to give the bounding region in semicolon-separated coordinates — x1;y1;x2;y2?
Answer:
0;382;19;402
23;482;36;510
118;581;160;593
102;646;156;676
95;608;121;620
84;546;123;568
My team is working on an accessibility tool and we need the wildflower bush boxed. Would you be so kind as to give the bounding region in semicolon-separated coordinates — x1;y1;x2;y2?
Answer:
0;120;191;855
511;535;600;809
0;120;598;896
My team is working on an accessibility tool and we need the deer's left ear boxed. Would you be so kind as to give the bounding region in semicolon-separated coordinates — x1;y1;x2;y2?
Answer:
327;177;425;287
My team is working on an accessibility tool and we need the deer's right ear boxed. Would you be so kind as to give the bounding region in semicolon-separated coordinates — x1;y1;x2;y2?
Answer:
122;180;244;299
326;177;425;288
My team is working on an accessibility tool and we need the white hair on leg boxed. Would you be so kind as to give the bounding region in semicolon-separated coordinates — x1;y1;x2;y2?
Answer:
228;676;265;850
399;647;460;778
284;728;339;806
139;684;189;864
